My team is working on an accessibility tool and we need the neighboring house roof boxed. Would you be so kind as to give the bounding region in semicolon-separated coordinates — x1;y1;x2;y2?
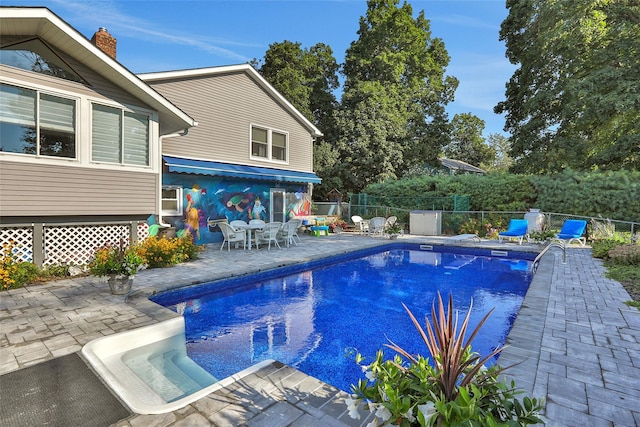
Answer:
0;7;197;134
138;64;322;138
439;158;486;174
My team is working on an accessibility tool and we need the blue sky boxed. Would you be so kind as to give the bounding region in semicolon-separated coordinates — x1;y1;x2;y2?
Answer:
8;0;515;136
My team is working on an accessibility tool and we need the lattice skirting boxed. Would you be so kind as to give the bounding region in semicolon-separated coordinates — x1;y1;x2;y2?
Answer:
0;223;149;266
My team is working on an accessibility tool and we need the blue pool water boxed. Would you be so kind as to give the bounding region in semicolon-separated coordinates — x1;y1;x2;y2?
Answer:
152;245;535;392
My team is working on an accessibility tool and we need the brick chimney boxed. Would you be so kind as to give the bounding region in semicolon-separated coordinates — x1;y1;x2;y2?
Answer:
91;27;117;59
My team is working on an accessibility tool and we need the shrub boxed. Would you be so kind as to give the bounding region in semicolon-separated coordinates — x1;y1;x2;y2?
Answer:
174;235;204;262
137;235;203;268
1;243;39;290
592;239;625;259
607;244;640;266
346;293;543;426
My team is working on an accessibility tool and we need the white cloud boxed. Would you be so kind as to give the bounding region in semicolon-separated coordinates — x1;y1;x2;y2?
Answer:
50;0;254;62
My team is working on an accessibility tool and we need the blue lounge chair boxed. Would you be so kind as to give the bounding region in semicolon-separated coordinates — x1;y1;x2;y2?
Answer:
498;219;529;244
552;219;587;246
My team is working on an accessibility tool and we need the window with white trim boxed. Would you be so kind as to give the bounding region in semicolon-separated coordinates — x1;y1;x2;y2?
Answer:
91;103;150;166
0;83;76;158
161;186;183;216
250;125;288;163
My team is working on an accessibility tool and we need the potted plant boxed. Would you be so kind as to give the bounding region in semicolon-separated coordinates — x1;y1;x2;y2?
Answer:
330;219;348;234
89;240;143;294
384;221;403;239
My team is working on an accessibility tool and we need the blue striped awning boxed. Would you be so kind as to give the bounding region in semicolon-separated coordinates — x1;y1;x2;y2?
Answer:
163;156;321;184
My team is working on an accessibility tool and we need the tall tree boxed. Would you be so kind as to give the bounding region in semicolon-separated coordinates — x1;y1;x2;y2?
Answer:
444;113;494;167
335;0;457;191
496;0;640;173
484;133;513;173
253;40;339;135
252;41;341;197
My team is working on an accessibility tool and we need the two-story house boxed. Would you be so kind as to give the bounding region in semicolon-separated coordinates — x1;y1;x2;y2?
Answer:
139;65;322;244
0;7;196;265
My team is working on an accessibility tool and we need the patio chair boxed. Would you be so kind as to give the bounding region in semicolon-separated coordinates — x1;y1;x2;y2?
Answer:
255;222;282;250
368;217;386;237
290;219;303;244
351;215;368;234
498;219;529;245
277;220;300;247
218;222;246;251
552;219;587;246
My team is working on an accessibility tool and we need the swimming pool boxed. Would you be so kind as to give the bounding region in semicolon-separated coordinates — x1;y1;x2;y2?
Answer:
152;244;536;392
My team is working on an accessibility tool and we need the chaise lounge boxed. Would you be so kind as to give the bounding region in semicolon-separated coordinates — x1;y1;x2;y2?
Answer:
498;219;530;245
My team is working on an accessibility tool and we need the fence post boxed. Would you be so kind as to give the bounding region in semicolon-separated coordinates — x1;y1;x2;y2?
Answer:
33;223;45;267
130;221;138;244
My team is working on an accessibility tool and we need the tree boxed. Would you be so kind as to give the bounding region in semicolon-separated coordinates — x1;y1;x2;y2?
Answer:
444;113;494;167
496;0;640;173
252;40;339;140
484;133;513;173
252;41;341;197
337;0;458;191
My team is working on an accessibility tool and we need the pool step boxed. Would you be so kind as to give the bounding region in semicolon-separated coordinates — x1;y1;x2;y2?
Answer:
123;341;217;403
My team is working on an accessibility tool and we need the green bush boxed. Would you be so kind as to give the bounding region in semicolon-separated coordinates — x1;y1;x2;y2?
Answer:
607;244;640;266
592;239;625;259
363;170;640;222
137;236;203;269
347;294;543;426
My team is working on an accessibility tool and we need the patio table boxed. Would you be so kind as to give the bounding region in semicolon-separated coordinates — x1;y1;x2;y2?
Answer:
233;223;264;250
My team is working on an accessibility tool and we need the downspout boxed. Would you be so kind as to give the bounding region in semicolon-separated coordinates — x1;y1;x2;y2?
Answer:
158;128;190;226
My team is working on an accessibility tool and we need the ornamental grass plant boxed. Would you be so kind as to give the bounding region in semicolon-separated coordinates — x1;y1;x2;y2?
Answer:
347;293;543;426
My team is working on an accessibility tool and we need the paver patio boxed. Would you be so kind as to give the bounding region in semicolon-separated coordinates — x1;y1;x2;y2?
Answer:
1;234;638;426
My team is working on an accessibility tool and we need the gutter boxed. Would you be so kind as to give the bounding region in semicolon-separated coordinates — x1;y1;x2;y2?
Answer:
158;128;193;226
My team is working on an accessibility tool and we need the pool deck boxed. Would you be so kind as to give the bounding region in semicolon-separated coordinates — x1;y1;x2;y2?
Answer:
1;233;639;426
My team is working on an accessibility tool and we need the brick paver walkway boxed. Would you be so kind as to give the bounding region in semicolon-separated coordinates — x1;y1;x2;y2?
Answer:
1;235;638;426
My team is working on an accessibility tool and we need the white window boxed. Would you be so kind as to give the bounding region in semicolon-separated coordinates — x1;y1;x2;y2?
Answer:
161;186;183;216
250;124;288;163
0;83;76;158
91;103;150;166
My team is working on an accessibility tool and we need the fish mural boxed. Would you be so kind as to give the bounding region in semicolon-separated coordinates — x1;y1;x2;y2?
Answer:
161;174;311;245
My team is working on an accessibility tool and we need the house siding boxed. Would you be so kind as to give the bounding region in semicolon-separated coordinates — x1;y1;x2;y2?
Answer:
1;62;149;108
148;72;315;172
1;61;159;220
0;160;158;217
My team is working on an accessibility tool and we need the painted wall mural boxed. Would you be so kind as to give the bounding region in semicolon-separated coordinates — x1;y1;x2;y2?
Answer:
163;173;312;244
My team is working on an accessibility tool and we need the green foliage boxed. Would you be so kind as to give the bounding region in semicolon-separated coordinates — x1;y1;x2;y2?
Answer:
531;170;640;222
334;0;457;192
346;293;543;426
363;169;640;221
484;133;513;173
458;217;504;238
496;0;640;173
1;242;72;289
1;243;39;289
445;113;494;167
591;239;625;259
90;241;144;276
137;236;203;269
607;244;640;266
